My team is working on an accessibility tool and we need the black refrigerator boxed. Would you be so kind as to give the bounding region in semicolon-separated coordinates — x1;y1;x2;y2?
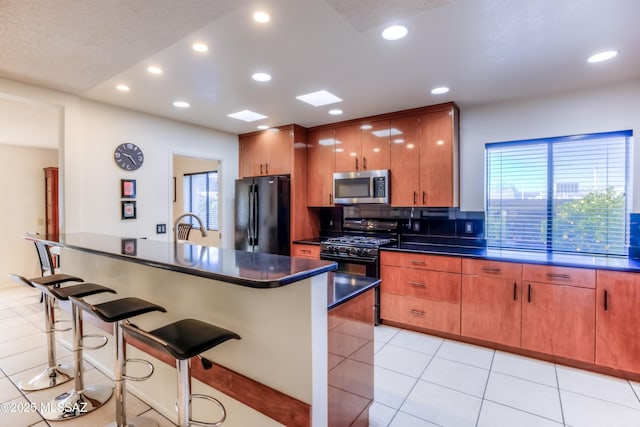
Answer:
234;175;290;255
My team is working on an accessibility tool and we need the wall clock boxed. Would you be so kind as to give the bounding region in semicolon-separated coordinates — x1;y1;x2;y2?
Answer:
114;142;144;171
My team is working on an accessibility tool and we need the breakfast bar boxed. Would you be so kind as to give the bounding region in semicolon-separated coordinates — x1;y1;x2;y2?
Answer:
28;233;349;426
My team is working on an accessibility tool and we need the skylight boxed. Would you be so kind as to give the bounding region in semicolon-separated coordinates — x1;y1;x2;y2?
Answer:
296;90;342;107
227;110;268;122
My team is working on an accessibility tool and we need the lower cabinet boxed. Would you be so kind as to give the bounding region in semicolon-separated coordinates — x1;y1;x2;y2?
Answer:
521;265;596;363
380;252;461;334
595;270;640;372
291;243;320;259
461;259;522;347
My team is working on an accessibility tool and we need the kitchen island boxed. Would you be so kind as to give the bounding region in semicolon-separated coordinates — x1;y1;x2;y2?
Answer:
29;233;341;426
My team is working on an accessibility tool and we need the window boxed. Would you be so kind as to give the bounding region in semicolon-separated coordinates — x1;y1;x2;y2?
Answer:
183;171;218;231
486;130;632;256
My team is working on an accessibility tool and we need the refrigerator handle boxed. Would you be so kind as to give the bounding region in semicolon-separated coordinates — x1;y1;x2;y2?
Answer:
247;184;254;246
252;184;259;246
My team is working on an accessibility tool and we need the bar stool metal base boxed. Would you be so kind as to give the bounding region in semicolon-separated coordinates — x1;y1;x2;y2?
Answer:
19;364;73;391
105;416;159;427
41;384;113;421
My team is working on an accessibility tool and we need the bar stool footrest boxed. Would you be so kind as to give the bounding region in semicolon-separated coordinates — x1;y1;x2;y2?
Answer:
53;318;72;332
79;333;108;350
188;394;227;427
123;358;155;381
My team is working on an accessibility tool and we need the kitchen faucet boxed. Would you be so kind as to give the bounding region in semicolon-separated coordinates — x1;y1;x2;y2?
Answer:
173;212;208;241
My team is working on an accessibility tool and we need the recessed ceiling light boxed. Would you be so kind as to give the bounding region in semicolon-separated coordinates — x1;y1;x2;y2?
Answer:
173;101;190;108
257;125;269;130
252;72;272;82
253;11;270;23
382;25;408;41
147;66;163;75
431;86;450;95
228;110;268;122
329;109;343;115
393;138;405;144
587;50;618;63
192;43;208;52
296;90;342;107
360;124;373;130
116;84;130;92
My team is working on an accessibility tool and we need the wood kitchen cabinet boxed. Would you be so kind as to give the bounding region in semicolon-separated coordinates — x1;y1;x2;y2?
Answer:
461;259;522;347
380;251;461;334
307;128;335;207
417;107;459;207
239;127;292;178
291;243;320;259
389;116;420;206
334;121;390;173
595;270;640;372
521;265;596;363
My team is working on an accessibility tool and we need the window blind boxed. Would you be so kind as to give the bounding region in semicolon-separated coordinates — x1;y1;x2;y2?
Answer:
486;130;632;256
183;171;218;230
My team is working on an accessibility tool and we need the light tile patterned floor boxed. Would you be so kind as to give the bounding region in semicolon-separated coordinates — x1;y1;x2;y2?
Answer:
2;279;640;426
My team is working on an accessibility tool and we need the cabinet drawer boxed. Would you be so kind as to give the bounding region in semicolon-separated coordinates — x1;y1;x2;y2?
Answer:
523;264;595;288
462;258;522;279
381;251;461;273
381;293;460;334
291;244;320;259
381;265;460;303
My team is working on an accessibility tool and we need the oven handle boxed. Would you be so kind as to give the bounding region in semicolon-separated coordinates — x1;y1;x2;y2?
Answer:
319;254;378;263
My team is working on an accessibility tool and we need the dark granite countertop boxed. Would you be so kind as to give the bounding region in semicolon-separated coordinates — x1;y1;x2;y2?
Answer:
386;243;640;272
29;233;336;289
292;239;322;245
328;272;380;310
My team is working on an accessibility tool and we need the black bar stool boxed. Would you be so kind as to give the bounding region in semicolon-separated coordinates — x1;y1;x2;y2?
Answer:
29;280;117;420
8;273;84;391
122;319;240;427
69;295;166;427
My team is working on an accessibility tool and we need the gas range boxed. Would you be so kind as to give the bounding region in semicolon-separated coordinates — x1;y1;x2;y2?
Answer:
320;236;392;258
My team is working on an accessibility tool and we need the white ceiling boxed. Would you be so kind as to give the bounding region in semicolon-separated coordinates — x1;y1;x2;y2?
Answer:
1;0;639;146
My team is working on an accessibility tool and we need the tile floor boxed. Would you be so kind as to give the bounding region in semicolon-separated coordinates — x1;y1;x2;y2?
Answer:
2;278;640;426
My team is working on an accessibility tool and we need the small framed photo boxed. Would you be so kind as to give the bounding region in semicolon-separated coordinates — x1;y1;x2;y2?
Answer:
121;179;136;199
121;201;137;220
121;238;137;256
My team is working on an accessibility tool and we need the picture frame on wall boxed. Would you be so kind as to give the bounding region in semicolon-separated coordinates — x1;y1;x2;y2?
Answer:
121;238;137;256
121;179;136;199
121;201;137;220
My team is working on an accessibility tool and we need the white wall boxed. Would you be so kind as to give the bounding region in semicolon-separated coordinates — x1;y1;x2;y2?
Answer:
0;77;239;251
459;79;640;212
0;144;58;278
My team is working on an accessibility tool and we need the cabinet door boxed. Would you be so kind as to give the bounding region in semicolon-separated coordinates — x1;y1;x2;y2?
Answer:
335;125;362;172
239;135;262;178
596;271;640;372
461;275;521;347
382;265;460;303
522;282;595;362
381;293;460;334
307;129;335;207
263;127;292;175
389;116;420;206
360;120;390;171
418;109;457;207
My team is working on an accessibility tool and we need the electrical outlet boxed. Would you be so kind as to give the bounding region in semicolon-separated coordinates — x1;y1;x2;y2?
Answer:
465;222;473;234
156;224;166;234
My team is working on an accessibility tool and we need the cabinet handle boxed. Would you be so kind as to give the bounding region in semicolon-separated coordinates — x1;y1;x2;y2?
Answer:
301;249;311;254
527;284;531;303
410;260;426;265
408;281;425;288
481;267;501;274
265;163;269;174
260;163;263;175
413;191;417;205
422;191;426;204
513;282;517;301
363;157;367;170
355;157;358;170
409;309;425;317
329;193;333;205
604;290;608;311
546;273;570;280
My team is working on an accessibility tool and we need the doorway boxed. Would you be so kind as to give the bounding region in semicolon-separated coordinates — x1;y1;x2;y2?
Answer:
172;154;222;247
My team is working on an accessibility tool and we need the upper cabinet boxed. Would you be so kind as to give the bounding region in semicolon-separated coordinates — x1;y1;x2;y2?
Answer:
335;121;391;173
389;116;421;206
239;127;292;178
418;108;459;207
307;129;336;207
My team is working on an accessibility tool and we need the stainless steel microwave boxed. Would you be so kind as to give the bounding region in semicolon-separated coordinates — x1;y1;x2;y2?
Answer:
333;169;390;204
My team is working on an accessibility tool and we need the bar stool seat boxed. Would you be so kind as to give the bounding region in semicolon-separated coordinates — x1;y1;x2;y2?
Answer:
30;281;117;420
69;295;166;427
8;273;84;391
123;319;240;427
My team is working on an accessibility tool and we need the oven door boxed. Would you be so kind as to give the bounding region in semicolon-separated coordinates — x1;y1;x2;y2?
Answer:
320;253;380;324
